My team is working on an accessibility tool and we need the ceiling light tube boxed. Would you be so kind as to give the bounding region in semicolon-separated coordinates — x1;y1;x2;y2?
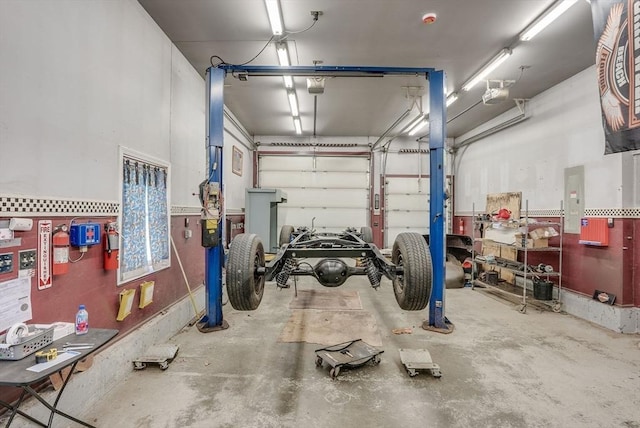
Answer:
276;44;290;66
283;75;294;89
404;114;425;134
408;119;429;136
446;92;458;107
461;48;512;92
264;0;283;36
287;91;299;116
519;0;578;41
293;117;302;134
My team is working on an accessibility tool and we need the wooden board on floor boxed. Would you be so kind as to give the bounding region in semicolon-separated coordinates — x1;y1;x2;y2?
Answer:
278;310;383;347
289;289;362;310
486;192;522;219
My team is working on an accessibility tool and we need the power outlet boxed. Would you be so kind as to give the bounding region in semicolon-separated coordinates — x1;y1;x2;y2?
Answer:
19;249;36;270
0;253;13;274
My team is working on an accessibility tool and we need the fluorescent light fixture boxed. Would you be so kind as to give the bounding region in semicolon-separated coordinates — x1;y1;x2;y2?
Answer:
293;117;302;134
287;91;299;116
461;48;512;92
264;0;283;36
446;92;458;107
404;115;423;131
276;44;290;66
408;118;429;136
283;75;294;88
519;0;578;41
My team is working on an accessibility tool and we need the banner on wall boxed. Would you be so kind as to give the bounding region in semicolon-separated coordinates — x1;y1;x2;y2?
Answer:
592;0;640;153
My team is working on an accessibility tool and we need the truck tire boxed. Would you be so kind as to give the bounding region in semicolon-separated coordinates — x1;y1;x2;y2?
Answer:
391;232;432;310
226;233;265;311
360;226;373;243
279;225;295;247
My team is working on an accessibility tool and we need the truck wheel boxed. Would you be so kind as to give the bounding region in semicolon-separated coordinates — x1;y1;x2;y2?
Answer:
360;226;373;243
392;232;432;310
279;225;295;247
227;234;265;310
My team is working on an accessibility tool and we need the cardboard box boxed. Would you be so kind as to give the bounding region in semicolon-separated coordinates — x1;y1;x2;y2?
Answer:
529;226;558;240
484;224;524;245
514;233;548;248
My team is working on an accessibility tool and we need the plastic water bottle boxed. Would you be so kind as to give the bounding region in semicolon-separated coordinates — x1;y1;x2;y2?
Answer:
75;304;89;335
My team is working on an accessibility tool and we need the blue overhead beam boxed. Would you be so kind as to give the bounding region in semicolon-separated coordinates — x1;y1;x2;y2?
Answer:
217;64;435;76
204;64;450;333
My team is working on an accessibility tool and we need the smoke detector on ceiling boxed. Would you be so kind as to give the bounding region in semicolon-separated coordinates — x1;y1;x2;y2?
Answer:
482;80;514;105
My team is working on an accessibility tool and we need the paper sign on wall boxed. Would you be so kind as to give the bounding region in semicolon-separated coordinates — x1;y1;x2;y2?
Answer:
0;277;32;332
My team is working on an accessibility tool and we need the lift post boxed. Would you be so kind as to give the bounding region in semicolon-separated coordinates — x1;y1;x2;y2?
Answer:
203;64;449;331
424;70;452;333
198;67;229;332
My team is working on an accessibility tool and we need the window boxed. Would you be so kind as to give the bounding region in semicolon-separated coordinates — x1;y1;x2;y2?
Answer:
119;150;170;284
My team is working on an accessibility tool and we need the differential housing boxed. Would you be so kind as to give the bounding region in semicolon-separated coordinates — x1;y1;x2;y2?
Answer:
314;258;349;287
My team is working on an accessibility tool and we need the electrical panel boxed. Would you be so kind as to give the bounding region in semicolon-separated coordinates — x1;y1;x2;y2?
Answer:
0;253;13;273
18;249;36;270
70;223;102;247
200;181;221;248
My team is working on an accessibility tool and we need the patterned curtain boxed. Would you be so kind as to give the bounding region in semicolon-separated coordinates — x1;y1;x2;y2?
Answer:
120;157;170;283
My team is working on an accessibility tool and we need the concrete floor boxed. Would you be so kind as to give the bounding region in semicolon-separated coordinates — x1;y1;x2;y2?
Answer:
83;277;638;427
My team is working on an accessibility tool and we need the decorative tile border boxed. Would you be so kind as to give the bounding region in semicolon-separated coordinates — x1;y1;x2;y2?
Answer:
0;196;119;216
0;195;203;217
171;206;201;215
457;208;640;218
585;208;640;217
7;194;640;219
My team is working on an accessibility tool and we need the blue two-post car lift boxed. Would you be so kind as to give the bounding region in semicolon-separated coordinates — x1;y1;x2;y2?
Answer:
198;65;452;333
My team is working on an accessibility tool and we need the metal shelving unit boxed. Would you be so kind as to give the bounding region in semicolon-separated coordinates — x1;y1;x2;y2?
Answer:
471;201;563;313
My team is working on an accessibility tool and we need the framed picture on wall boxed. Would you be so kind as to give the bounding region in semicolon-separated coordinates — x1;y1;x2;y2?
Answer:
232;145;243;176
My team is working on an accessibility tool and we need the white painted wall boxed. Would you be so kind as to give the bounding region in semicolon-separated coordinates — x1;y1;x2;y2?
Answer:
224;109;254;213
0;0;253;214
454;66;625;213
170;46;207;208
0;0;171;199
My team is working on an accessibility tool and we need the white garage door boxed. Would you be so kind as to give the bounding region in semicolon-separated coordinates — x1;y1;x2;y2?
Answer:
384;176;452;248
259;155;370;234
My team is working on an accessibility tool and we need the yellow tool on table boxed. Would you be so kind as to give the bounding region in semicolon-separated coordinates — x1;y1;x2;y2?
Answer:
35;348;58;364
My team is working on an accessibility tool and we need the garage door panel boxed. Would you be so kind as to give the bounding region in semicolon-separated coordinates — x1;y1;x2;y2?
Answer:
260;156;369;172
259;154;370;239
278;207;367;231
260;171;369;189
385;178;429;194
385;177;429;247
278;188;368;208
386;227;429;246
260;156;315;171
315;156;369;171
384;175;452;248
386;210;429;228
387;194;429;211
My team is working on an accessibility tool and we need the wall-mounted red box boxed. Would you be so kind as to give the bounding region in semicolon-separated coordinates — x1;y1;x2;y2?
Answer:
579;218;609;246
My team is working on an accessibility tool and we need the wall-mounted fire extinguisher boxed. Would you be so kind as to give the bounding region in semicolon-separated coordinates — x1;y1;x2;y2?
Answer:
458;218;465;235
52;225;70;275
104;222;119;270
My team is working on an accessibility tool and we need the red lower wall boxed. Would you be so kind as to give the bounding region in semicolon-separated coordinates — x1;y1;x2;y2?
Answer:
0;215;205;335
0;214;207;407
458;215;638;307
